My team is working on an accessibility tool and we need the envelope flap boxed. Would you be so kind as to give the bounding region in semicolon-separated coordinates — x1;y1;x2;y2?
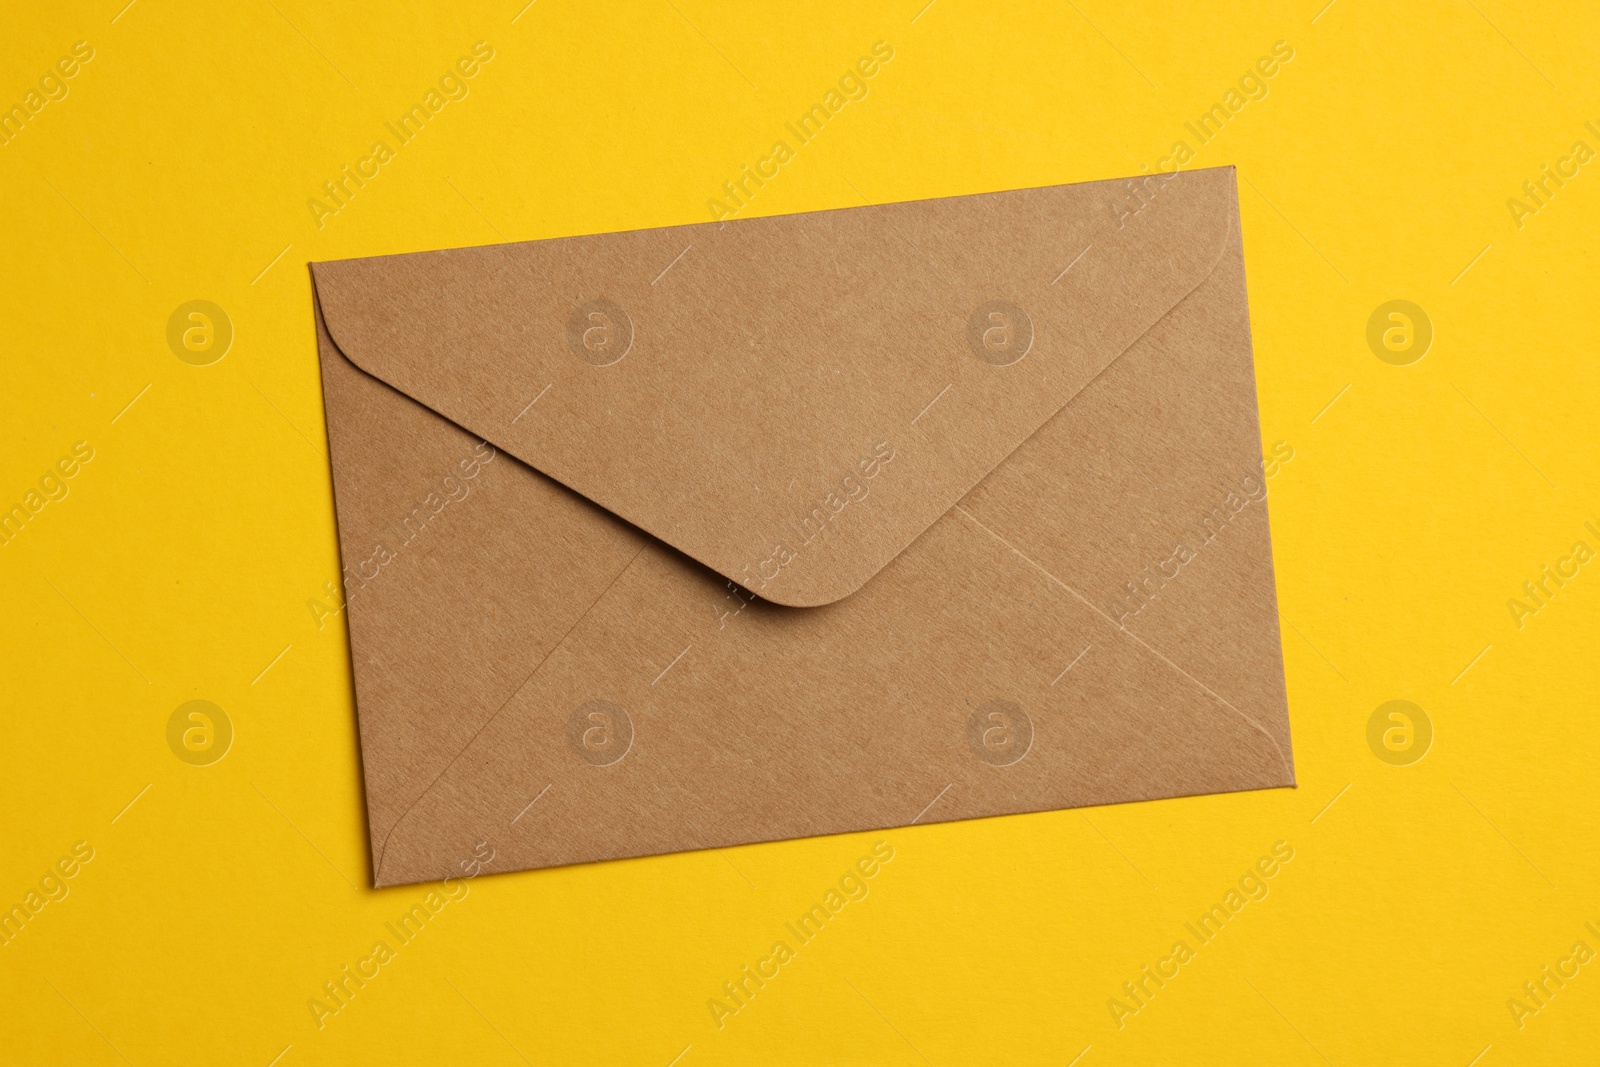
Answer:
312;167;1237;606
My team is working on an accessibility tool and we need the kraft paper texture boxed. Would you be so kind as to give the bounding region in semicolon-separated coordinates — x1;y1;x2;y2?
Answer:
310;165;1294;886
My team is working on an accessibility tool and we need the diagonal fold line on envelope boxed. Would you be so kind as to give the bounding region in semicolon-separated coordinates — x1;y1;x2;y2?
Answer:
371;492;1275;882
950;504;1291;776
369;541;651;876
311;165;1295;885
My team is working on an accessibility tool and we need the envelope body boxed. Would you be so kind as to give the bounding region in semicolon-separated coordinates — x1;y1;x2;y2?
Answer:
310;165;1293;887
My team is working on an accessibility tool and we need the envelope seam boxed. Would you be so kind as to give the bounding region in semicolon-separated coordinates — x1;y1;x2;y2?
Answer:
951;504;1293;780
1021;183;1239;450
371;541;650;885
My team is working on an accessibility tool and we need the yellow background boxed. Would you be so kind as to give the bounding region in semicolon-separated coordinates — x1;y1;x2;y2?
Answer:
3;0;1597;1063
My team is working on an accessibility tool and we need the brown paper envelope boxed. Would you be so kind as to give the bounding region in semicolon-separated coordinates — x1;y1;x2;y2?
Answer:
310;165;1294;887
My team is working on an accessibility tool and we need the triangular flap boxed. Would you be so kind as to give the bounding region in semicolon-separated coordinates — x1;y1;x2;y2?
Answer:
312;167;1238;606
